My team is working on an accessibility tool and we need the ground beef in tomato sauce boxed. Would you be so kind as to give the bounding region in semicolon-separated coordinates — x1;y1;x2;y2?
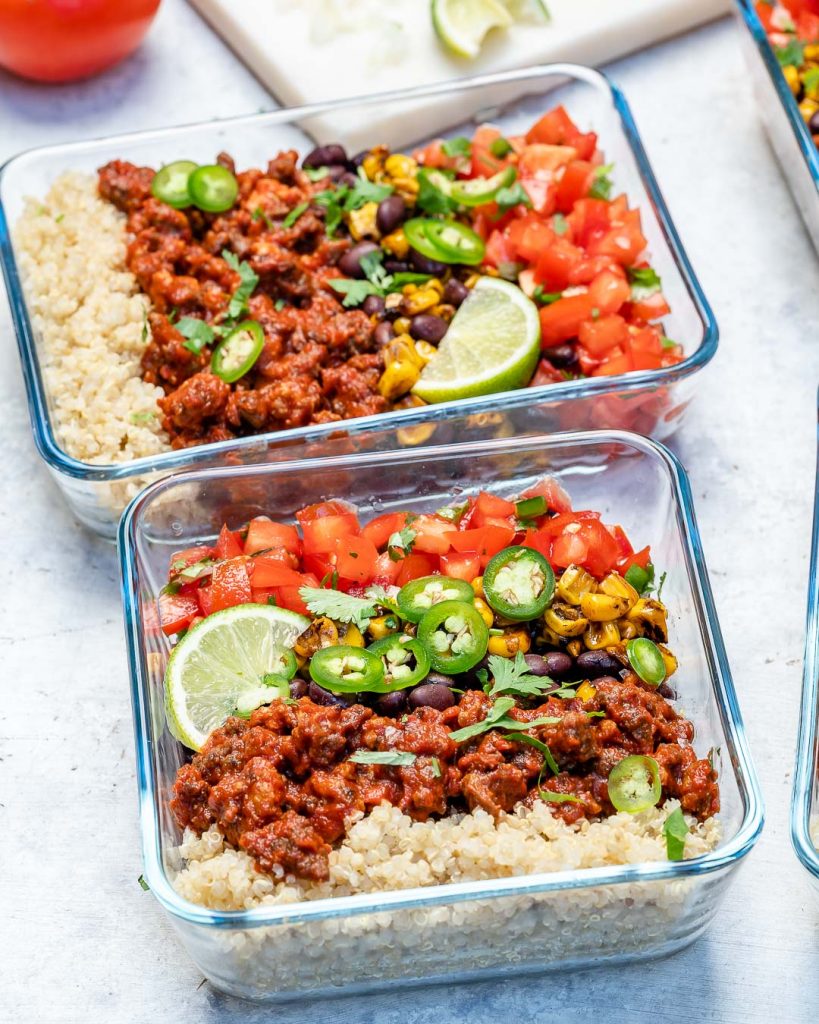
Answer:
97;155;387;448
171;674;719;882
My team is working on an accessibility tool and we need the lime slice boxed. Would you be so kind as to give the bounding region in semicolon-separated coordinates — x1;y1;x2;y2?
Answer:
164;603;310;750
431;0;513;59
412;276;541;404
502;0;551;23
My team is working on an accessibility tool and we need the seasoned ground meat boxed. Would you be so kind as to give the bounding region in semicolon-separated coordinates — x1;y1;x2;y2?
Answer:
97;155;387;448
171;673;719;882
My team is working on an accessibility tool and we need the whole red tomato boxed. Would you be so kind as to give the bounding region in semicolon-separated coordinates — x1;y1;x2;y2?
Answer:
0;0;161;83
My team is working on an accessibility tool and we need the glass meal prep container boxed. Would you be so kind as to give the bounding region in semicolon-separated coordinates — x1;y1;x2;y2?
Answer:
120;428;762;1003
791;398;819;888
734;0;819;250
0;64;717;539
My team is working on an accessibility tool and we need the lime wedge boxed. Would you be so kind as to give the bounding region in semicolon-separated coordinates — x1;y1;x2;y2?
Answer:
502;0;551;23
412;276;541;404
164;602;310;750
431;0;513;59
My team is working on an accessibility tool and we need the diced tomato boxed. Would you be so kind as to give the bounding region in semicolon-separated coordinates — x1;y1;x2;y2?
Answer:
484;227;519;270
577;520;621;576
471;491;515;525
521;528;554;562
579;314;629;357
196;587;215;618
371;550;402;585
589;269;631;316
590;209;647;266
555;160;594;213
470;124;508;177
568;255;622;287
539;292;596;346
446;524;516;565
301;550;336;581
568;198;612;249
296;500;358;525
361;512;408;550
525;106;597;160
593;350;633;377
214;524;243;560
302;513;359;555
334;534;379;582
551;530;589;568
627;291;671;322
249;557;304;588
208;557;252;613
395;552;438;586
274;586;311;616
619;544;651;572
169;545;214;574
508;214;554;263
535;237;584;290
243;517;300;557
412;515;454;555
609;524;634;561
520;476;573;514
530;357;565;385
413;138;464;171
440;551;481;581
158;592;200;636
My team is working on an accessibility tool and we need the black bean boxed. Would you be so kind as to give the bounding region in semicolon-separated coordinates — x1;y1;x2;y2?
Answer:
810;111;819;135
338;171;359;189
303;143;348;169
376;194;406;236
408;683;456;711
410;314;448;344
308;681;353;707
289;678;308;699
426;672;455;687
657;682;677;701
524;652;572;678
375;690;407;716
338;241;380;279
362;294;386;317
409;249;447;275
576;650;622;678
443;279;469;307
384;259;410;274
324;164;349;182
374;321;396;347
542;344;577;368
351;150;369;169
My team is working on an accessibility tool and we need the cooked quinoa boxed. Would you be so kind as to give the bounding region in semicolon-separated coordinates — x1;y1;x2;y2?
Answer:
174;800;719;912
14;172;170;464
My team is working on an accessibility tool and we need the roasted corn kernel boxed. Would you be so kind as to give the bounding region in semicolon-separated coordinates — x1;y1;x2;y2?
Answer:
617;618;639;641
384;153;418;179
544;602;589;637
378;360;420;400
566;639;584;658
431;303;456;321
403;288;441;315
414;340;438;363
659;643;678;678
800;97;819;121
340;623;365;647
580;593;631;622
465;273;482;289
294;617;338;657
599;572;639;607
556;565;598;606
627;598;669;643
584;621;621;650
382;227;409;258
368;614;400;640
348;202;380;241
386;334;422;367
488;628;531;657
392;317;412;336
471;576;485;598
362;147;388;180
473;597;495;629
783;64;800;94
805;44;819;60
576;681;597;702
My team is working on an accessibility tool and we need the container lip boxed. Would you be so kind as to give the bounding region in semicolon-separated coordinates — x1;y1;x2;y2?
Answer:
791;393;819;877
735;0;819;183
119;428;763;930
2;62;717;483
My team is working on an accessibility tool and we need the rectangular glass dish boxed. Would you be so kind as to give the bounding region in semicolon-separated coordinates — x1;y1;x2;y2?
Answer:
791;399;819;886
0;64;717;538
734;0;819;248
119;429;762;1002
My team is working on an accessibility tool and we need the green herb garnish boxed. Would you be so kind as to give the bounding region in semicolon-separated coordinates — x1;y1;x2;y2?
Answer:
222;250;259;319
533;286;562;306
282;201;309;229
489;137;514;158
388;526;417;561
176;316;216;354
252;207;275;230
589;163;614;201
298;587;384;628
442;136;472;158
495;182;533;213
349;750;417;766
449;696;560;743
663;807;688;861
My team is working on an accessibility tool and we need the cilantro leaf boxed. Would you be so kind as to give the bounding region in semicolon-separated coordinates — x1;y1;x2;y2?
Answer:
662;807;688;861
628;266;662;301
495;182;533;213
552;213;569;235
176;316;216;354
328;278;383;307
349;750;417;766
359;249;392;290
343;174;393;211
252;207;275;230
442;136;472;158
435;501;469;524
298;586;381;628
512;731;560;774
487;651;555;698
137;874;150;891
589;163;614;201
489;137;514;158
533;286;562;306
222;250;259;319
313;186;346;236
449;696;560;743
129;410;157;425
775;38;804;66
140;306;149;344
283;201;309;229
431;756;442;778
539;790;581;805
416;169;459;216
388;526;417;561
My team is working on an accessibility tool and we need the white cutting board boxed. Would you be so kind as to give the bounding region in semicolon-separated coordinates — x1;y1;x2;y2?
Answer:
189;0;729;147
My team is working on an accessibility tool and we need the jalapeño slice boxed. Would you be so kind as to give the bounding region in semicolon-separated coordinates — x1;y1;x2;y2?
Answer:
188;163;239;213
211;320;264;383
266;645;298;681
309;645;385;693
483;546;555;622
417;599;489;674
607;755;662;813
368;635;431;690
403;217;486;266
626;637;667;687
424;165;516;207
151;160;198;209
397;575;475;624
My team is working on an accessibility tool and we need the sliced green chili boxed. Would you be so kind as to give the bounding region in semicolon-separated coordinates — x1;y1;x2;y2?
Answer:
188;164;239;213
607;755;662;813
397;575;475;624
368;635;431;690
211;320;264;383
151;160;198;209
309;645;385;693
417;599;489;674
626;637;667;687
483;546;555;622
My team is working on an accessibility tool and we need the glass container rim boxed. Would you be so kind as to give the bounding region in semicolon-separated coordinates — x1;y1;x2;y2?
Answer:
0;62;718;483
119;427;763;930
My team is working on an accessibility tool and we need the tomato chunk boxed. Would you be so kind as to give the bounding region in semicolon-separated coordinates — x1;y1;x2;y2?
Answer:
244;518;300;556
302;514;359;555
158;592;200;636
334;534;379;582
440;551;481;581
214;525;243;560
208;558;252;613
